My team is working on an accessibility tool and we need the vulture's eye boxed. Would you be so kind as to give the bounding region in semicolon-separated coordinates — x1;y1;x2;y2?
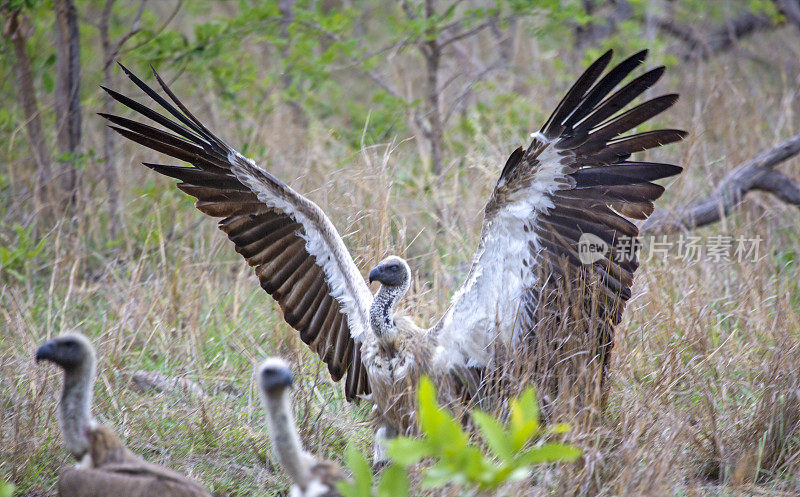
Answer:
389;265;399;271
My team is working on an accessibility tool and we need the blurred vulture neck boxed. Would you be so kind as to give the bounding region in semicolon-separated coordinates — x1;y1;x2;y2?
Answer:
263;389;312;489
60;363;96;462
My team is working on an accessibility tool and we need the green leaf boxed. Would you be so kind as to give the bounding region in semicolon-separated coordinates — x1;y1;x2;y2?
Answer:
460;445;490;480
423;462;464;488
417;376;469;449
509;388;540;450
545;423;572;435
510;419;539;452
0;481;14;497
515;387;540;422
471;410;513;460
335;480;358;497
376;464;409;497
344;444;373;497
518;443;582;465
386;436;431;466
42;71;54;94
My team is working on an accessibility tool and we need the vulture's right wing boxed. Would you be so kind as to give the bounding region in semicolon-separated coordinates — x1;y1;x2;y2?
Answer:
102;65;372;400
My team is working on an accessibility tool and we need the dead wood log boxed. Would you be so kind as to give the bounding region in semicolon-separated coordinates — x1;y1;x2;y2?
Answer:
642;133;800;234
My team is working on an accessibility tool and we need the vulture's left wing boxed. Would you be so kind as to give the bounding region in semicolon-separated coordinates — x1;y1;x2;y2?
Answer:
434;50;684;376
102;65;372;400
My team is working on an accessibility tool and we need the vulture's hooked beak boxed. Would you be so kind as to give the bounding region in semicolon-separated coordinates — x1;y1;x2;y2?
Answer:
261;367;294;394
368;266;383;284
35;340;57;363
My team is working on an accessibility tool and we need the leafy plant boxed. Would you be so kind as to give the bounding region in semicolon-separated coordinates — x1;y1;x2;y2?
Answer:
0;224;47;282
337;445;409;497
0;480;14;497
338;377;580;496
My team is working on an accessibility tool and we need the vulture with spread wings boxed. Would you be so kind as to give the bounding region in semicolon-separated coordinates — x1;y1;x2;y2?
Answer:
103;50;684;460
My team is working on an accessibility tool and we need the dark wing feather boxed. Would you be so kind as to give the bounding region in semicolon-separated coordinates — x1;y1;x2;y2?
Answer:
102;65;371;400
436;50;684;405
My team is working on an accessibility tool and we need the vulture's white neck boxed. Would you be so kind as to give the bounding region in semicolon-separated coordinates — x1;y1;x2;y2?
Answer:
262;389;313;489
60;363;97;463
370;282;408;340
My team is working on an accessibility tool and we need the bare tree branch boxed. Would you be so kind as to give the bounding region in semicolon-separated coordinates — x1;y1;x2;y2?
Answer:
104;0;147;69
573;0;633;49
653;17;701;46
331;37;413;70
570;1;782;61
118;0;183;57
277;0;308;128
400;0;418;20
443;60;503;124
439;19;493;49
642;133;800;234
752;169;800;204
422;0;445;175
489;15;516;67
296;19;405;100
656;12;781;61
99;0;181;233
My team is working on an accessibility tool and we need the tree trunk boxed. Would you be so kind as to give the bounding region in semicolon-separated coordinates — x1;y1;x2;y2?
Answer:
100;0;120;234
6;11;53;206
424;41;444;176
54;0;82;200
423;0;444;175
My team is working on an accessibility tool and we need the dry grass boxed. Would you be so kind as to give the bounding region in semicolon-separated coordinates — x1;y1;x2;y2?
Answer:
2;22;800;497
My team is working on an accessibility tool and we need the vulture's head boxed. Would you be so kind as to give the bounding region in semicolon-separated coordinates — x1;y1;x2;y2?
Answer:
368;256;410;290
257;357;294;396
35;332;95;373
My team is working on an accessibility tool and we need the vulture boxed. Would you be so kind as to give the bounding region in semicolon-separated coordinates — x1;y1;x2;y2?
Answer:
35;333;213;497
257;357;345;497
103;49;685;461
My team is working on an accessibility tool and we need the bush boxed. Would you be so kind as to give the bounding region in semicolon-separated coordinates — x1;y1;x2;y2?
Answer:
337;377;580;496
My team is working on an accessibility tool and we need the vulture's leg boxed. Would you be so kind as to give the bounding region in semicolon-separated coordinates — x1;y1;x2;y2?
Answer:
76;453;92;469
372;424;398;468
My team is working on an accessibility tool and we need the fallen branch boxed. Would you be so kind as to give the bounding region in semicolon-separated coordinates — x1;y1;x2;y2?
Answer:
655;12;781;60
642;133;800;234
130;370;207;399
